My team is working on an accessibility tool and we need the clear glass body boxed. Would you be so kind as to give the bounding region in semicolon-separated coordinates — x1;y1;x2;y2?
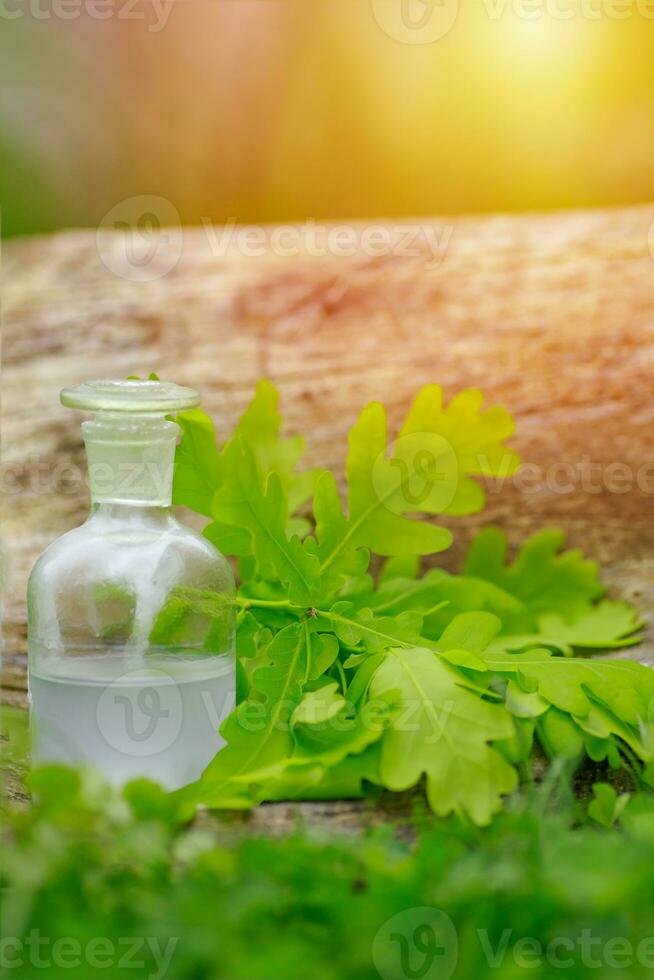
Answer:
28;386;235;790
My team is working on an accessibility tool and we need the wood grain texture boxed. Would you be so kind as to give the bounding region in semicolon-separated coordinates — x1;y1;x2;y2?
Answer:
4;204;654;714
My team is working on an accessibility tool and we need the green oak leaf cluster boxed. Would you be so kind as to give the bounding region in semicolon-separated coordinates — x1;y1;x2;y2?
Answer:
168;381;648;825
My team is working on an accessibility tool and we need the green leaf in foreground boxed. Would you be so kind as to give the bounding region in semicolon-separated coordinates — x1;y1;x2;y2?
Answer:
188;622;310;806
465;528;642;653
310;385;520;591
483;648;654;761
173;379;316;517
232;378;317;512
588;782;631;827
369;645;517;824
173;407;223;516
206;439;320;604
484;649;654;729
396;385;520;513
291;682;389;768
465;527;603;620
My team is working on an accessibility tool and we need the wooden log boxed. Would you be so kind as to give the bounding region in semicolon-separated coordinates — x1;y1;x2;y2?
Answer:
4;203;654;711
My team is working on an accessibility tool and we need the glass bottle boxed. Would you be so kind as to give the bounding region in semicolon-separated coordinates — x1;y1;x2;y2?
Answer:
28;380;235;790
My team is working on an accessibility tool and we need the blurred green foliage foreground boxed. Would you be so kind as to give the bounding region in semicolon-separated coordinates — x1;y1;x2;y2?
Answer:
4;729;654;980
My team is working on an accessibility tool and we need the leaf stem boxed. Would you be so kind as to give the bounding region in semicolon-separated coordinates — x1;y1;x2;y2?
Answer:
235;596;305;613
316;609;416;649
332;657;348;693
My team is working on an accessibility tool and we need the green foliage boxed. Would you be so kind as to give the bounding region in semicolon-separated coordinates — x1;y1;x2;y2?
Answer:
588;782;632;827
163;380;652;825
173;407;224;515
173;380;315;519
466;528;642;653
4;769;654;979
198;623;311;806
208;439;320;604
369;645;517;825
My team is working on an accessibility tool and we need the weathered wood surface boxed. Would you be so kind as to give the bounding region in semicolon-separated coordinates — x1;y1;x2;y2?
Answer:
4;203;654;715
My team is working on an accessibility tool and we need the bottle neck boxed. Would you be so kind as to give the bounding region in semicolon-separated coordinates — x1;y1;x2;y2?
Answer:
89;502;174;525
82;413;178;508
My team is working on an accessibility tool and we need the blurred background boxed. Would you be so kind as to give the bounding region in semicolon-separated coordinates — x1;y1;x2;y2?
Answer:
1;0;654;238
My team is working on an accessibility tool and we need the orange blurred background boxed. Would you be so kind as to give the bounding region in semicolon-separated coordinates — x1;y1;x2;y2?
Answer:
1;1;654;237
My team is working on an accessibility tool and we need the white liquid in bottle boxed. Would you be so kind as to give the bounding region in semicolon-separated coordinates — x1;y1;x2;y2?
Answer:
30;653;235;790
